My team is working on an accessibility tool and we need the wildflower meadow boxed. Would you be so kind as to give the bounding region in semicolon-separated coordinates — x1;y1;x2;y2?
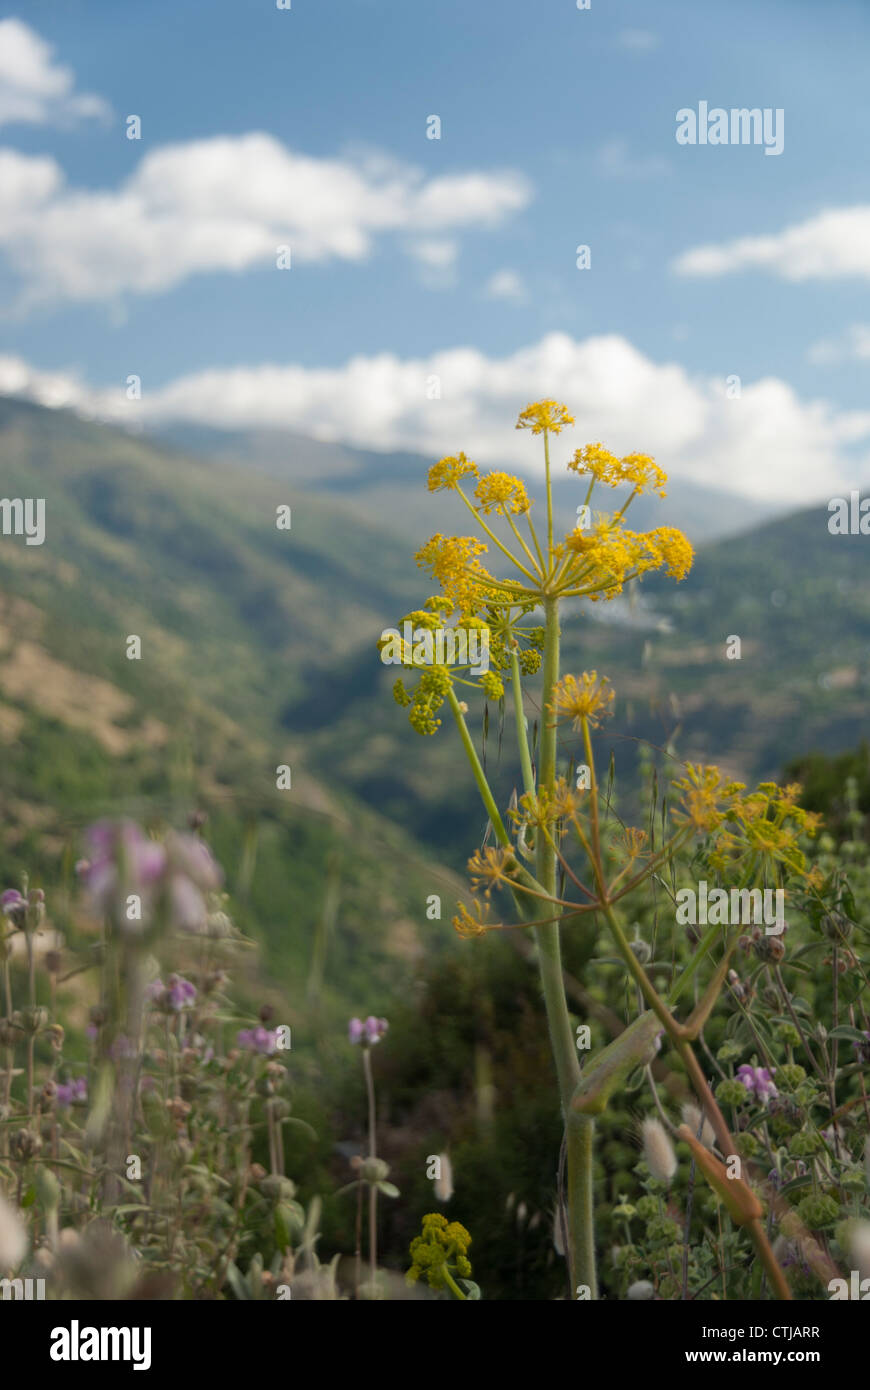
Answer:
1;401;868;1328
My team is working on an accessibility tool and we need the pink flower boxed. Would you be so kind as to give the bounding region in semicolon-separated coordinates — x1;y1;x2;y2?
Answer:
56;1077;88;1106
1;889;26;926
146;975;197;1011
348;1016;388;1045
79;820;167;928
737;1064;777;1103
79;820;223;934
237;1026;278;1055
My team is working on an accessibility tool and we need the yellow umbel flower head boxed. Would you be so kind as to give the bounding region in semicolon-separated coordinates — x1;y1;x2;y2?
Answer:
474;471;532;515
569;443;668;498
427;451;479;492
467;845;520;897
516;399;575;434
672;764;732;833
406;1212;473;1291
452;900;492;939
415;533;494;616
564;516;693;598
648;526;694;580
550;671;615;729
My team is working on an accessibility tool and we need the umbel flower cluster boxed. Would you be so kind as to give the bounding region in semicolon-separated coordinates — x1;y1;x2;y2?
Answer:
380;401;862;1305
382;401;693;736
406;1212;473;1297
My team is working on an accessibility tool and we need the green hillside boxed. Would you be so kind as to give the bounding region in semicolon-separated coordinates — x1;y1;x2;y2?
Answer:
2;395;866;978
0;396;462;1019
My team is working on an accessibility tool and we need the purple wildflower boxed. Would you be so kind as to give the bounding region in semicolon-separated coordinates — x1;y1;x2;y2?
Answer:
348;1016;388;1046
1;889;27;927
56;1077;88;1107
365;1016;388;1044
79;820;167;928
167;974;196;1011
737;1064;778;1104
147;975;196;1011
79;820;223;934
237;1026;278;1055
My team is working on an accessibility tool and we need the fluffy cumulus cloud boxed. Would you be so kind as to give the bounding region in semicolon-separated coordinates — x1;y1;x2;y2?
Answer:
0;19;109;127
673;206;870;281
0;134;531;305
4;332;870;504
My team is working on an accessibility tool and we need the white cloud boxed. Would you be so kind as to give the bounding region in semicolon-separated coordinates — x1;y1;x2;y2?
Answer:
808;324;870;366
0;19;110;127
0;354;89;409
5;332;870;504
484;269;526;302
0;134;531;306
407;239;458;270
673;206;870;281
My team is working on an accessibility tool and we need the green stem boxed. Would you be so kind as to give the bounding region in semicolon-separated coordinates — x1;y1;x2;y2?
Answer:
447;686;511;847
442;1264;468;1300
510;650;536;798
454;485;540;584
534;595;594;1293
363;1046;378;1285
543;430;554;558
566;1112;596;1297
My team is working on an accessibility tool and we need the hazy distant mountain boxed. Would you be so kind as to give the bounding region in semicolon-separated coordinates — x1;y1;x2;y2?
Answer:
155;422;780;546
2;396;866;972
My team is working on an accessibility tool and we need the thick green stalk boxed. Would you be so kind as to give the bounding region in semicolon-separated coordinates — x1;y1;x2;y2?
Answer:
534;595;595;1295
565;1111;596;1297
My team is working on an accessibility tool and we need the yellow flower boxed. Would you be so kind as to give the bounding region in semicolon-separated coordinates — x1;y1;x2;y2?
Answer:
427;452;479;492
467;846;519;896
552;777;584;817
569;443;668;498
648;526;694;580
406;1214;473;1290
672;764;729;833
564;517;693;597
618;827;649;862
549;671;615;729
415;533;494;615
452;900;492;938
515;399;575;435
474;471;532;515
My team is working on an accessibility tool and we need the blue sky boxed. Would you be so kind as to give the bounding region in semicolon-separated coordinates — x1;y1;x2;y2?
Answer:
2;0;870;502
